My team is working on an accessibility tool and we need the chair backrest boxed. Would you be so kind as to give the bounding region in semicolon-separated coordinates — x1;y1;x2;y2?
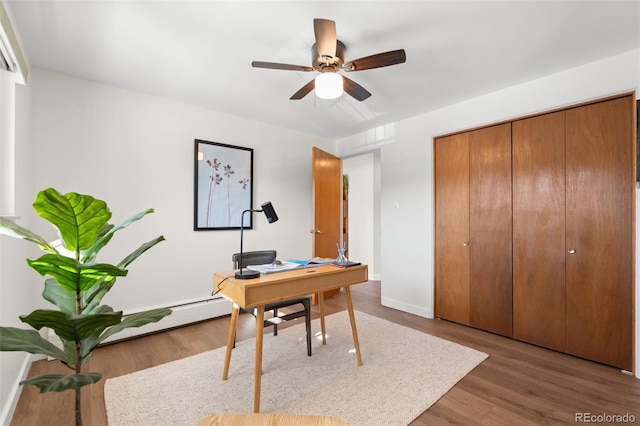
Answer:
232;250;277;269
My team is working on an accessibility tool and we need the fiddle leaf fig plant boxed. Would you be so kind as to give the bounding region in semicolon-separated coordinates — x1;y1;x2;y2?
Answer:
0;188;172;426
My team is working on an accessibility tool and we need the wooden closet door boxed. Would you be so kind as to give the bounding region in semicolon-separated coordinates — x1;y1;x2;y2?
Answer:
434;133;470;325
469;123;513;337
512;112;566;351
565;96;634;370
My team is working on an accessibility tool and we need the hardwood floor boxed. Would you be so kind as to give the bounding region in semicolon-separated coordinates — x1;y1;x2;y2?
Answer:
10;281;640;425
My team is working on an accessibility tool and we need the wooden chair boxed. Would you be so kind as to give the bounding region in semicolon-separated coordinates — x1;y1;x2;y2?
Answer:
232;250;312;356
198;413;347;425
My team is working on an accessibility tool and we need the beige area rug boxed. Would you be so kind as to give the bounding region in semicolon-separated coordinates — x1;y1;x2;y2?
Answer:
104;311;488;426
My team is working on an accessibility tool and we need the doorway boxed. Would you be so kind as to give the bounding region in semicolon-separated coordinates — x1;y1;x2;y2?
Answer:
342;151;380;280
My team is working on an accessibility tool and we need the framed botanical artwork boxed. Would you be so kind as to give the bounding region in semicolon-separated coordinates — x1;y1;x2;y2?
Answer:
194;139;253;230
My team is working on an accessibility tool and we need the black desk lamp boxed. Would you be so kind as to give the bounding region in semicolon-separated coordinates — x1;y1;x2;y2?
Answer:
235;201;279;279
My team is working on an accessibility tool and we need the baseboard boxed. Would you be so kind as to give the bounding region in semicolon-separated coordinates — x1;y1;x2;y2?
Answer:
381;296;433;319
0;353;32;426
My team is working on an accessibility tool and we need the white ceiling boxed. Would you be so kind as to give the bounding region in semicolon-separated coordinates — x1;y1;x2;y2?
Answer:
6;1;640;140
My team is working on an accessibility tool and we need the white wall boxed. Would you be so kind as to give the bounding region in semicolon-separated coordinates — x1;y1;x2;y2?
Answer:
339;49;640;376
343;153;379;279
0;64;39;425
0;68;334;423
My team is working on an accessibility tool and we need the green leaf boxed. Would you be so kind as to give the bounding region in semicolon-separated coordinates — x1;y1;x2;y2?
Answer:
79;305;116;356
0;216;58;253
62;339;78;366
20;310;122;342
81;277;115;315
94;308;172;346
42;278;76;315
27;253;127;292
21;373;102;393
0;327;70;362
33;188;111;253
83;208;156;263
118;235;166;269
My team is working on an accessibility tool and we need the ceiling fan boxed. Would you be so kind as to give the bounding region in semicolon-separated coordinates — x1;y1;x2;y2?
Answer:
251;18;406;101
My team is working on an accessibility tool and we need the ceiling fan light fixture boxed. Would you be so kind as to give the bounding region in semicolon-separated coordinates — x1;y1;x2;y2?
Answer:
253;19;405;101
315;72;343;99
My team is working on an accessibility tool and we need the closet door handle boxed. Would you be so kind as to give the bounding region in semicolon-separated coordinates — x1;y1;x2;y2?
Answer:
462;242;469;247
568;248;576;254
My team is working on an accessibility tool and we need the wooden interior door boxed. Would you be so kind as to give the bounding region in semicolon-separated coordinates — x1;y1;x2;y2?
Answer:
468;123;513;337
434;132;471;325
312;147;343;257
312;147;343;301
512;111;566;351
565;96;634;370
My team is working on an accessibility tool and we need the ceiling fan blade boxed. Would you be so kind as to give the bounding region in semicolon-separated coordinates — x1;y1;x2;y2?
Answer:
342;76;371;101
314;18;337;58
343;49;407;72
290;79;315;100
252;61;313;72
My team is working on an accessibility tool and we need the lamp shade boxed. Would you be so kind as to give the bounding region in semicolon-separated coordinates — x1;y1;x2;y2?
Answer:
315;73;343;99
261;201;278;223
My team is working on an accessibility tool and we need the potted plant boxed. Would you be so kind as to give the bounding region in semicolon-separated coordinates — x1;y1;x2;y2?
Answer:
0;188;172;426
343;174;349;199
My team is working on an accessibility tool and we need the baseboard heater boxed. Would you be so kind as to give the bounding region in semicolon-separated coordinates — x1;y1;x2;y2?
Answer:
47;295;232;349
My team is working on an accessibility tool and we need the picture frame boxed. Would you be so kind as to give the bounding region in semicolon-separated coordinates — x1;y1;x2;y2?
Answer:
194;139;254;230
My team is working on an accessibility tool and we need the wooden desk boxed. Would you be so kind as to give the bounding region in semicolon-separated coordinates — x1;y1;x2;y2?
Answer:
214;264;368;413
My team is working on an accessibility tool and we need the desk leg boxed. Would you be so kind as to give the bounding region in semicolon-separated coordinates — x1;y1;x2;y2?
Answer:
222;303;240;380
254;305;265;413
344;286;363;366
318;291;327;345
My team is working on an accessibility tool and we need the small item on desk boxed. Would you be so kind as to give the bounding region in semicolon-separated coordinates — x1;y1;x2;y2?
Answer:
246;261;302;274
331;260;361;268
335;242;348;265
287;257;334;267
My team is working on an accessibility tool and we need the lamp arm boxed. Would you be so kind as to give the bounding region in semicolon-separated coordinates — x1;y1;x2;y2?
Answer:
238;208;264;273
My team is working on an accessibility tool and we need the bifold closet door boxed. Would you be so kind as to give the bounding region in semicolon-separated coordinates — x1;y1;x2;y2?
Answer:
565;97;634;370
512;111;567;351
468;123;513;337
434;132;470;325
435;124;512;336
